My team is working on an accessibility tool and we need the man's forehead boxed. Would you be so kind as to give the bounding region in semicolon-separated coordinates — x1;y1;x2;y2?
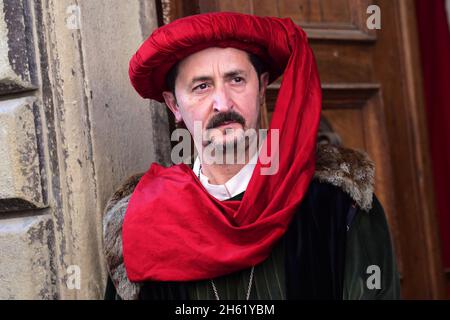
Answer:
176;47;253;80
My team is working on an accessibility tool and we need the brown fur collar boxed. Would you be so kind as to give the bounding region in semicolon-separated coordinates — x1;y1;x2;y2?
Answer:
102;144;374;299
314;144;374;212
103;173;143;300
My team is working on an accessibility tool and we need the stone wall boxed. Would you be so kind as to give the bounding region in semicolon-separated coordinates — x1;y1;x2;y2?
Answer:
0;0;170;299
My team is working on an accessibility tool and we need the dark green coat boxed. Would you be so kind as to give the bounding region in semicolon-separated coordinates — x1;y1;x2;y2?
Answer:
102;144;400;300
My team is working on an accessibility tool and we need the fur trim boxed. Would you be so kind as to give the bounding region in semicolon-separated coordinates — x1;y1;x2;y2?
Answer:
103;145;375;298
103;173;143;300
315;144;375;212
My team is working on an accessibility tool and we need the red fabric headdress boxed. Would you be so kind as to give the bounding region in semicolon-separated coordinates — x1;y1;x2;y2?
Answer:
123;12;322;282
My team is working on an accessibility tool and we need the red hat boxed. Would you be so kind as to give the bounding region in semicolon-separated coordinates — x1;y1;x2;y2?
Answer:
128;12;293;102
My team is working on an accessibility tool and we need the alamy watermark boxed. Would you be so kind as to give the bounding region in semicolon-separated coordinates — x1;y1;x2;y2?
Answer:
66;265;81;290
170;121;280;175
366;264;381;290
367;5;381;30
66;4;81;30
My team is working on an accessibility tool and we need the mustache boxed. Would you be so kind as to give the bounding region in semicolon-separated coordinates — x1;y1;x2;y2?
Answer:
206;111;246;130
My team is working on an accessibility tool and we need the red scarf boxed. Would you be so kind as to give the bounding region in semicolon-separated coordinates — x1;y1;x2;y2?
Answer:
123;12;322;282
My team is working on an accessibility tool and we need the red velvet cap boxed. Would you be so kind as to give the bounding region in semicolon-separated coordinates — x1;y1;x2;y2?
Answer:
128;12;293;102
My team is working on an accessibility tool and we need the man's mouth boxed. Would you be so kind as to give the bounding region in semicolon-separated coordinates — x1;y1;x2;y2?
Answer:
216;121;239;127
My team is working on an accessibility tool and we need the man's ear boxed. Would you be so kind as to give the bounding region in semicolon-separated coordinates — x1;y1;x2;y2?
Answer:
162;91;183;123
259;72;270;103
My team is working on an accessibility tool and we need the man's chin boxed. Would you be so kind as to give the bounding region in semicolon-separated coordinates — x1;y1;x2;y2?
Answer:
201;133;255;165
211;134;247;150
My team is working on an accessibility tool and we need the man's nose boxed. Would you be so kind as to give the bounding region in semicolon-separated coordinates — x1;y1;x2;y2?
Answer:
212;86;233;112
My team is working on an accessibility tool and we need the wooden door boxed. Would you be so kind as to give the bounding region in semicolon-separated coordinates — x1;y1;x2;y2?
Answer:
158;0;447;298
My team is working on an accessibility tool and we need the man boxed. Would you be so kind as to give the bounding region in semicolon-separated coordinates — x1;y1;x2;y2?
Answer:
103;12;400;300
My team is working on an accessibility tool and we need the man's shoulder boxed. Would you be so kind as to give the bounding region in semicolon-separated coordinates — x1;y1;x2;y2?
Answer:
313;143;375;212
103;173;144;214
102;173;144;300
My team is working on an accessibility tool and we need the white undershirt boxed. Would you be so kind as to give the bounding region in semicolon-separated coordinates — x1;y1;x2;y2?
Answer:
192;151;259;201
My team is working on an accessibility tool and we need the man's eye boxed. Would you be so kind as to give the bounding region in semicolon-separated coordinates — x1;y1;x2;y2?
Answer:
193;83;209;91
231;77;246;85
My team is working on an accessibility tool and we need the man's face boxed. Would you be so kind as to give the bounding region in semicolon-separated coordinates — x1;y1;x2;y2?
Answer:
163;47;269;155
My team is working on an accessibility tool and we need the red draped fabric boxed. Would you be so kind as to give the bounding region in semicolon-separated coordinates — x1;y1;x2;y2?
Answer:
415;0;450;293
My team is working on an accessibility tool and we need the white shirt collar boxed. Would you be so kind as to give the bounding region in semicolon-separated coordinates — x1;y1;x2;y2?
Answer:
192;151;258;201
